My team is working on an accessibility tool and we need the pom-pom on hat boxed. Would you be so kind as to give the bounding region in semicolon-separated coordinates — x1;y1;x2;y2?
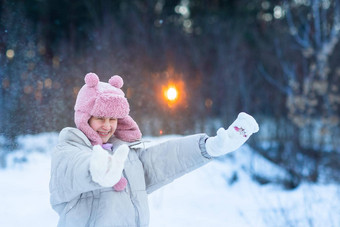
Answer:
74;72;142;145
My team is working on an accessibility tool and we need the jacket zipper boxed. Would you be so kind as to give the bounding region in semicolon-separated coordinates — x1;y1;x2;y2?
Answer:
123;170;140;226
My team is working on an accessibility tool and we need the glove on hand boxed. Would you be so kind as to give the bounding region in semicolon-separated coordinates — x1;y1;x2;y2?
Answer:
206;112;259;157
90;144;129;187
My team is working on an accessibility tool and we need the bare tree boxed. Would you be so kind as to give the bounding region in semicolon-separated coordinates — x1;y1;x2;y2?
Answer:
257;0;340;183
283;0;340;149
262;0;340;151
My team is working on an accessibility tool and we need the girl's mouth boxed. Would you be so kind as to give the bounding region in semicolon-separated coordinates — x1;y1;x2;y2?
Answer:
98;131;111;136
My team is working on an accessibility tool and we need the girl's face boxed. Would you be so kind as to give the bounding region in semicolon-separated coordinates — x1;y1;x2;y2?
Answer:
89;116;118;143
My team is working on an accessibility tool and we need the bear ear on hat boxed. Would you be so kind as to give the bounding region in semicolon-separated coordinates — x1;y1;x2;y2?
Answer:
85;73;99;87
109;75;124;89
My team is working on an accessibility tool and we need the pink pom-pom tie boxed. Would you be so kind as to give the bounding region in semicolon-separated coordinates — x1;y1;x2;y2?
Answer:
109;75;124;88
113;176;127;191
85;73;99;87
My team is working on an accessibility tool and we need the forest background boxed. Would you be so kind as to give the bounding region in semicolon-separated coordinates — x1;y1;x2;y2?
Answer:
1;0;340;187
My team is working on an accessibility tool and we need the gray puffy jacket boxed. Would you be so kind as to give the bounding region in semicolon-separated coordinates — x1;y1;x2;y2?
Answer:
49;127;211;227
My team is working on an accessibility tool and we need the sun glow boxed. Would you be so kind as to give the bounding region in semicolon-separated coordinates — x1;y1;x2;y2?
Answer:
166;87;178;101
157;67;187;109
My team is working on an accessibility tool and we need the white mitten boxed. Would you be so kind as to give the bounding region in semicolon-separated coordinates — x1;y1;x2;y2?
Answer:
89;144;129;187
206;112;259;157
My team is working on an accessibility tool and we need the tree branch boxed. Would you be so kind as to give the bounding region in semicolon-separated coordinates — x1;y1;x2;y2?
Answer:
258;64;291;95
284;1;311;49
312;0;322;48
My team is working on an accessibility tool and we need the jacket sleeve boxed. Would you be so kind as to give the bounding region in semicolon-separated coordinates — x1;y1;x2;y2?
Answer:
138;134;212;194
49;142;102;206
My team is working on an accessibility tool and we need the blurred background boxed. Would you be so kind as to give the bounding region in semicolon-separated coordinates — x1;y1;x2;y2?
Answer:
1;0;340;187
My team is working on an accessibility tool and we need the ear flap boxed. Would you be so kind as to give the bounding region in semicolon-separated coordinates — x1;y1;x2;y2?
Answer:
75;111;103;145
115;115;142;142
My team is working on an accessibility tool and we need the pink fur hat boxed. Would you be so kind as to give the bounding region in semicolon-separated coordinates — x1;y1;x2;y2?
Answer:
74;72;142;145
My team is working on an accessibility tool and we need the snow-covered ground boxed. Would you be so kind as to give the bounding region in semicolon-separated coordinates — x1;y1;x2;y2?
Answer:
0;133;339;227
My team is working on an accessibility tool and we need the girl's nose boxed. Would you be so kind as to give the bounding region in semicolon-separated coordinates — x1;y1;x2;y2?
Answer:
102;119;111;130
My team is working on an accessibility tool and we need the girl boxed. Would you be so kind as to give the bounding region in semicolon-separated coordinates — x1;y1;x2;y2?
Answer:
49;73;259;227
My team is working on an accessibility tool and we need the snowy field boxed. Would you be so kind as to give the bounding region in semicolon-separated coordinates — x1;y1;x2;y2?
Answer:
0;132;340;227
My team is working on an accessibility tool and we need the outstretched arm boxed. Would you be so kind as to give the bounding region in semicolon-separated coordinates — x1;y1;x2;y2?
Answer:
138;112;259;194
139;134;210;194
